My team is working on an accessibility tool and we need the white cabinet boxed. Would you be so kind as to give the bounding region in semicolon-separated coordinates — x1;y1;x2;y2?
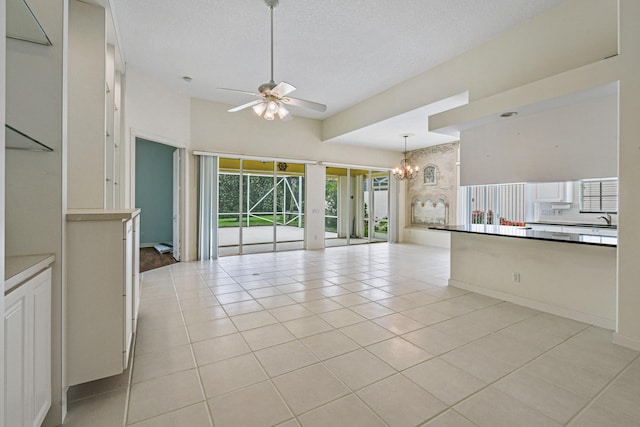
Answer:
568;226;617;237
5;285;28;427
528;223;562;232
5;267;52;427
534;182;574;203
529;223;617;236
66;209;140;386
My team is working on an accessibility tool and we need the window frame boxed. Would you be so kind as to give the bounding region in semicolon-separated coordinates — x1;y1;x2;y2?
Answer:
579;178;618;214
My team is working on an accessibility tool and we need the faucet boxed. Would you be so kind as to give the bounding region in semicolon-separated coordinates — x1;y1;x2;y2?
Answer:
598;213;612;226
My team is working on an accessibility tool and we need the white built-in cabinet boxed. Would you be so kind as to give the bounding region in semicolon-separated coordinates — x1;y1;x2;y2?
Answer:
68;0;124;210
4;263;53;427
534;182;574;203
65;209;140;386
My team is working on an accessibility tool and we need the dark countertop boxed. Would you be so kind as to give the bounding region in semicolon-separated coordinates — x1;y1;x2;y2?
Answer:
428;225;617;247
527;221;617;230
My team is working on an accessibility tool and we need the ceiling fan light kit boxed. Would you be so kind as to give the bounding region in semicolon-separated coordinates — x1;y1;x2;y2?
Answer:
219;0;326;121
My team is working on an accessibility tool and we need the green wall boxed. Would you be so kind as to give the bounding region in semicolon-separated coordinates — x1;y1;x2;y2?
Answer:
135;138;176;246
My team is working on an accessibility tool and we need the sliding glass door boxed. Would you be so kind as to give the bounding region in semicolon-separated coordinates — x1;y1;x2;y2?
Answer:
325;167;347;247
217;157;305;256
243;160;276;254
218;158;241;256
325;166;390;247
276;162;305;251
369;171;389;242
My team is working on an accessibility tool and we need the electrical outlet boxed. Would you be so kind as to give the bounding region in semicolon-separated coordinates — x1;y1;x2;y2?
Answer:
512;272;520;283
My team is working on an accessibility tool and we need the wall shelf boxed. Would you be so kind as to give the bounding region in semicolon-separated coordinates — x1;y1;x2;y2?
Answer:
6;0;52;46
5;124;53;152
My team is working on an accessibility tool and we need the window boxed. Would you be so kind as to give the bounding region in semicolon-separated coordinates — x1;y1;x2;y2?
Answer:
460;183;526;226
423;165;436;185
580;178;617;213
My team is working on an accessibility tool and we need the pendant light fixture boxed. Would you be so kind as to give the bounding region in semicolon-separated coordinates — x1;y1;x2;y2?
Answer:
392;134;420;180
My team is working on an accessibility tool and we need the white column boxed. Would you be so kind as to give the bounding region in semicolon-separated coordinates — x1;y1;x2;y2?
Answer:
614;0;640;351
304;165;326;250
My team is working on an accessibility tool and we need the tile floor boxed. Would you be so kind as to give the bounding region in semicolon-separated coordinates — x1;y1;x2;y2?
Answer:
63;243;640;427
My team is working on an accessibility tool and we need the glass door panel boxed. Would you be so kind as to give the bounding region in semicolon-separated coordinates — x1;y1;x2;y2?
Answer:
218;158;241;256
349;168;369;245
325;167;348;247
276;162;305;251
371;171;389;242
243;160;275;254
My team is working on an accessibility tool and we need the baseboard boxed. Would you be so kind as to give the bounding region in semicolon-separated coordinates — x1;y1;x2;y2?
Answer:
402;227;451;249
449;279;615;330
612;332;640;351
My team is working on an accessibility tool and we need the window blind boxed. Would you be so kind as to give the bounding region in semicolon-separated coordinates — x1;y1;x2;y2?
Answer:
581;179;617;213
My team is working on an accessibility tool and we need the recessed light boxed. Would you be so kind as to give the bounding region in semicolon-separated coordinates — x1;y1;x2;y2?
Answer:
182;76;193;82
500;111;518;118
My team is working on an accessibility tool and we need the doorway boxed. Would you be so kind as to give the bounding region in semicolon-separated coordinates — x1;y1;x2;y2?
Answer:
135;138;181;270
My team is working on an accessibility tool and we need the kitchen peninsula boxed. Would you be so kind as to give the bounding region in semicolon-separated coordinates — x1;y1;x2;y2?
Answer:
429;225;617;329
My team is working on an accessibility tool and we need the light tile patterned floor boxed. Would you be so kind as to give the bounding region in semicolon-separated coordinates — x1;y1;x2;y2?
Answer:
63;243;640;427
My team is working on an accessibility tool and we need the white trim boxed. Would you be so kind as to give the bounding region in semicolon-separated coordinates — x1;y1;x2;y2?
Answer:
612;332;640;351
193;150;317;164
449;279;616;330
192;152;393;172
132;128;186;149
323;161;393;171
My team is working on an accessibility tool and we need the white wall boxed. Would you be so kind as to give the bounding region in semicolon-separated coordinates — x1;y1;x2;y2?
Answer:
67;1;106;209
1;0;6;421
616;0;640;351
124;65;191;151
5;0;66;424
322;0;617;141
191;98;399;168
123;65;191;257
449;233;617;328
304;165;325;250
460;93;617;185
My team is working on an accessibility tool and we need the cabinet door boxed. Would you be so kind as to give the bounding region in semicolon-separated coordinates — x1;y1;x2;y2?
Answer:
132;215;140;333
5;289;29;427
123;220;134;367
535;182;564;202
31;270;52;427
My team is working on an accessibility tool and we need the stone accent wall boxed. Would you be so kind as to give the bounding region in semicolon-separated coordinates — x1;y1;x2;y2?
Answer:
406;141;459;226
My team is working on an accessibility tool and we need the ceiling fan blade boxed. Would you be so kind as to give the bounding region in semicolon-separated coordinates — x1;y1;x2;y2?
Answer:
218;87;260;97
271;81;296;97
228;100;263;113
284;96;327;113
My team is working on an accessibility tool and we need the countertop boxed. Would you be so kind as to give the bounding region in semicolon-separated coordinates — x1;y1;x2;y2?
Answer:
429;225;617;247
5;253;55;294
527;221;617;229
67;208;141;221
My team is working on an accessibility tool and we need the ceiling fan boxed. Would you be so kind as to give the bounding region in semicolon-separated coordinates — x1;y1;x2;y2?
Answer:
218;0;327;121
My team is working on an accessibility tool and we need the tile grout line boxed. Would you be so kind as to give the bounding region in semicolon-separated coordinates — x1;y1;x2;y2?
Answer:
178;265;219;427
130;245;614;427
185;258;478;425
123;265;214;426
563;351;640;426
430;323;608;426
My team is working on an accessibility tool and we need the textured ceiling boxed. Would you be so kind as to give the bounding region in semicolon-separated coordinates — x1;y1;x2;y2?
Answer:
112;0;568;150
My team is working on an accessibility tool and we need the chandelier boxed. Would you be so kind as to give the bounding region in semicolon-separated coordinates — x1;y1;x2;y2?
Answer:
392;134;419;180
